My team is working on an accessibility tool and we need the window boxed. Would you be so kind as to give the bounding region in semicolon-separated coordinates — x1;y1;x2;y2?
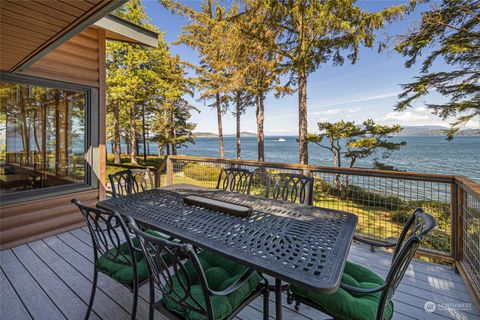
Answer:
0;79;89;196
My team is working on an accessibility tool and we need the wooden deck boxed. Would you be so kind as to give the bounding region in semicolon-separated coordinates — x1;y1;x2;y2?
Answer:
1;226;479;320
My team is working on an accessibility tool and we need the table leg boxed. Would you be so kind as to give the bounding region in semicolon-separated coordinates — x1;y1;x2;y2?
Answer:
275;278;282;320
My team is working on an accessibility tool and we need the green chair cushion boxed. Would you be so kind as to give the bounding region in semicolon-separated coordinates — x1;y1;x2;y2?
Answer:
95;229;164;285
291;261;394;320
162;251;261;320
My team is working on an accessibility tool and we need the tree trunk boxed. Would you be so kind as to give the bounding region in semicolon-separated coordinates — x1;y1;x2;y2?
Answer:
157;143;164;156
236;91;241;160
129;103;137;164
256;93;265;162
18;88;30;165
113;103;121;164
298;67;308;165
142;103;147;164
216;92;224;158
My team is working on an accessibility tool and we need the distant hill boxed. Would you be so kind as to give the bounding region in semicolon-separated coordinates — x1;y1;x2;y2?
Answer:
239;131;256;137
194;132;217;137
194;131;257;137
194;127;479;138
395;126;480;137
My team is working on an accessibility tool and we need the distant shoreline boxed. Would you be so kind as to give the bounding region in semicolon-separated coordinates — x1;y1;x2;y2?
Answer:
193;126;479;138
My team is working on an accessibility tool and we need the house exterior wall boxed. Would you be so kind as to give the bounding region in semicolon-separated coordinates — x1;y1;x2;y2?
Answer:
0;28;106;250
18;28;101;87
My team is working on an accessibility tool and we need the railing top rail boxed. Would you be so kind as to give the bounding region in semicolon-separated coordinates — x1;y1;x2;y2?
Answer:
107;162;158;172
167;155;456;183
456;176;480;198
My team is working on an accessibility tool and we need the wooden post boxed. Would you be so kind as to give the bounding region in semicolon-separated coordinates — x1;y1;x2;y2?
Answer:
154;168;160;188
457;184;464;261
98;28;107;200
451;182;458;261
166;156;173;185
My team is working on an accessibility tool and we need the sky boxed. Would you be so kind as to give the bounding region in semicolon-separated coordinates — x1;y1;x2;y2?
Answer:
142;0;479;135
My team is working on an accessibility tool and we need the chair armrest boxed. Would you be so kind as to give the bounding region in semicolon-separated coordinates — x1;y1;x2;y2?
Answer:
353;235;396;248
340;282;386;295
208;268;257;296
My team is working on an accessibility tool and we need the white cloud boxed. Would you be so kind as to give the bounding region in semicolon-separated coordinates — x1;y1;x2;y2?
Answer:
462;118;480;129
414;107;427;113
347;107;362;113
311;91;400;110
323;108;342;115
267;90;399;121
385;111;430;122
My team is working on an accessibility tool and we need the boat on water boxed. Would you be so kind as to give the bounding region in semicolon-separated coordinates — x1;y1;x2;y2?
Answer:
278;138;286;142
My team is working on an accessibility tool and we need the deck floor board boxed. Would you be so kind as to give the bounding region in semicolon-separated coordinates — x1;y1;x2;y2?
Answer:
1;228;479;320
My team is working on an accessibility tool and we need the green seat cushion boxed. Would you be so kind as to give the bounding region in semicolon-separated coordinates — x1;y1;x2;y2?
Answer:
291;261;394;320
162;251;261;320
95;229;164;285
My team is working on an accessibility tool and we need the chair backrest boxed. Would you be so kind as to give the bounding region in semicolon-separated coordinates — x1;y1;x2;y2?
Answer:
130;168;154;192
265;172;314;205
127;218;214;319
71;199;136;266
376;208;436;320
109;168;153;198
216;167;254;194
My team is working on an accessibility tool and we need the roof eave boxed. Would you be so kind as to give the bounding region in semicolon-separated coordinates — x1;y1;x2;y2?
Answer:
94;14;159;48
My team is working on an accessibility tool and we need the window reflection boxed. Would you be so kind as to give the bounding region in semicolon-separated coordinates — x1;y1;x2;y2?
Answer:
0;82;86;194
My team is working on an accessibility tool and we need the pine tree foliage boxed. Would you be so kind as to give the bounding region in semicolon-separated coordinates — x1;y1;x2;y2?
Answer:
395;0;480;139
106;0;196;164
307;119;406;168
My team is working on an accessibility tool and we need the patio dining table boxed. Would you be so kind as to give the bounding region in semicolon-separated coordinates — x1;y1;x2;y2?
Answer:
97;184;358;320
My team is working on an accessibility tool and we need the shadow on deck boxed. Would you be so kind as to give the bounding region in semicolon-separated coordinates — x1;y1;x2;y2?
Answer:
1;226;479;320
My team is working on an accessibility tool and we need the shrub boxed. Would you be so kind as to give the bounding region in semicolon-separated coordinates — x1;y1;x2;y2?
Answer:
183;163;221;181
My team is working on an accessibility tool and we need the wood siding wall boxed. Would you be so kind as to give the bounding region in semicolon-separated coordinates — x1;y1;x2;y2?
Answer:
19;27;101;87
1;28;106;250
0;189;98;249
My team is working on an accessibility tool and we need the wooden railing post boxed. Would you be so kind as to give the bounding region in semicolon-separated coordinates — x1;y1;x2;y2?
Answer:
166;156;173;185
154;168;160;188
457;183;464;261
451;182;459;261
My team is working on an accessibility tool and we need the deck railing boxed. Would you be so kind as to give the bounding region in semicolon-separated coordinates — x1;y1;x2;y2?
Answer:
163;155;480;303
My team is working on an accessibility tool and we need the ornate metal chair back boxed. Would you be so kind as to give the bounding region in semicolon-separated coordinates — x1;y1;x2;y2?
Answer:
216;168;254;194
130;168;154;192
376;209;436;320
128;218;214;319
71;199;136;267
109;168;153;198
266;173;314;205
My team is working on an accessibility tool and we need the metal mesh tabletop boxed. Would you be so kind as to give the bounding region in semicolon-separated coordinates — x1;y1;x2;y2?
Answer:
97;184;358;293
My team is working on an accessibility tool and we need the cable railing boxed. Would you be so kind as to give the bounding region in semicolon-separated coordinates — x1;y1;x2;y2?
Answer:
455;177;480;303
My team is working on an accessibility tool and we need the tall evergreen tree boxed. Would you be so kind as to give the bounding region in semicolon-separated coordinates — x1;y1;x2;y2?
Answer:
107;0;196;164
242;0;408;164
166;0;233;158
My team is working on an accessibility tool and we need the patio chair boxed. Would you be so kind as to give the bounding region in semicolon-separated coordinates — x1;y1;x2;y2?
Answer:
216;167;254;194
108;168;154;198
265;172;314;205
72;199;151;320
127;217;270;320
287;208;436;320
